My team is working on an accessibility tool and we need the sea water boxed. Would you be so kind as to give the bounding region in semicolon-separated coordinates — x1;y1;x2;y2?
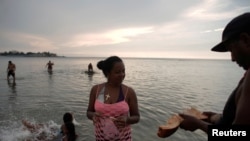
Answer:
0;56;244;141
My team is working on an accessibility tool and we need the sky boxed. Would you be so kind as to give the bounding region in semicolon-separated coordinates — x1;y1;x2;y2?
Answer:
0;0;250;59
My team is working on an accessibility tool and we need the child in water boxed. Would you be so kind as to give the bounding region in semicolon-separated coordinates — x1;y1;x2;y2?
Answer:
22;112;77;141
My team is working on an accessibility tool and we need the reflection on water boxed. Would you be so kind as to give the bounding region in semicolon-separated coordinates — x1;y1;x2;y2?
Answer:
88;73;93;81
7;80;16;91
82;70;96;81
8;81;17;101
48;70;53;75
48;71;53;80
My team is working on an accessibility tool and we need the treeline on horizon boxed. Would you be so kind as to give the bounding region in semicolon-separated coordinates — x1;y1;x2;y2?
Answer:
0;50;59;57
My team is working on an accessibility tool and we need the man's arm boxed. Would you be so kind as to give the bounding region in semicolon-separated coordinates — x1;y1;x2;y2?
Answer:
234;70;250;124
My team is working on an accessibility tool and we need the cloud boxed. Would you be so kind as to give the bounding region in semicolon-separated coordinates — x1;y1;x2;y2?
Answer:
183;0;250;21
63;26;154;47
1;0;249;59
148;0;249;47
201;28;223;33
1;31;58;51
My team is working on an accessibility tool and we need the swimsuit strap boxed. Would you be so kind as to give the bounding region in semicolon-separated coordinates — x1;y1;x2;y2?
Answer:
95;84;100;98
117;85;124;102
96;83;129;102
96;83;106;102
96;84;101;98
124;87;129;99
117;85;129;102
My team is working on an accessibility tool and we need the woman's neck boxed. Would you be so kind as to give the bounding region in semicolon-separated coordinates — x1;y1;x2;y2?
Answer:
106;82;121;88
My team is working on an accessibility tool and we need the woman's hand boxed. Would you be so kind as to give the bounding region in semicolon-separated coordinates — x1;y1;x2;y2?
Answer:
112;116;128;128
93;112;102;124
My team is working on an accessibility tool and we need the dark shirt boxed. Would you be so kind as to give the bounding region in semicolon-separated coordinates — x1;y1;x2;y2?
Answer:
217;76;245;125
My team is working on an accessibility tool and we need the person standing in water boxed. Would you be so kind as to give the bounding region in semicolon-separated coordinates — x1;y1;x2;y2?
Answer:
7;61;16;83
46;60;54;72
88;63;93;73
86;56;140;141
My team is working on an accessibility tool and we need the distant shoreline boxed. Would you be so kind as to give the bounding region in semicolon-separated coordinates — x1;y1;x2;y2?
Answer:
0;55;229;61
0;51;65;57
0;51;229;60
0;55;66;57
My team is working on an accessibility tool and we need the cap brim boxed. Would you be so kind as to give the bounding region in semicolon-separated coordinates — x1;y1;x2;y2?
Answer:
211;40;229;52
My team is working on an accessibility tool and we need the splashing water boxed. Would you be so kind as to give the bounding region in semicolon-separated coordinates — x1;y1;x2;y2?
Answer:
73;118;81;126
0;120;61;141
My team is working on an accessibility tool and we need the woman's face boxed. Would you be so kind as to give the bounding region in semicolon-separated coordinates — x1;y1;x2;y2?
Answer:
108;61;125;85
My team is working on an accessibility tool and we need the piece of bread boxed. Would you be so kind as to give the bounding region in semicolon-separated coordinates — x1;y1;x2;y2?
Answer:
157;107;207;138
157;115;183;138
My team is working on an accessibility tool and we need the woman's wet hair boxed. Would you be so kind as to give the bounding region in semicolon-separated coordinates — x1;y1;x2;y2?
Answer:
97;56;123;77
63;112;73;123
65;122;77;141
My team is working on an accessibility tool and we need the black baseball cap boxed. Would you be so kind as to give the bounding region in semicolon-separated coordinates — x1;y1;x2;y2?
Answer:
211;12;250;52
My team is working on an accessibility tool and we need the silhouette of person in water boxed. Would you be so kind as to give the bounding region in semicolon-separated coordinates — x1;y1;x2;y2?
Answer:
46;60;54;72
7;61;16;83
88;63;93;73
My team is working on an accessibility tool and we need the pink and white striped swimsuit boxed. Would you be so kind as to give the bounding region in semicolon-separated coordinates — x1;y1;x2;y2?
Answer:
94;84;132;141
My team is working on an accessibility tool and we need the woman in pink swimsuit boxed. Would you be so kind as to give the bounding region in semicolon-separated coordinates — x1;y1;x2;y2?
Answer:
87;56;140;141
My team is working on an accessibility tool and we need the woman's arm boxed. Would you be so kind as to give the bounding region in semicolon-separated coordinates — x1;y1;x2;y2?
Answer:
86;85;97;120
126;87;140;125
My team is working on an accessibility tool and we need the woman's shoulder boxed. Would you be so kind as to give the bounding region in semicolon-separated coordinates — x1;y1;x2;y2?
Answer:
92;83;105;88
91;83;106;92
122;84;134;89
122;84;136;95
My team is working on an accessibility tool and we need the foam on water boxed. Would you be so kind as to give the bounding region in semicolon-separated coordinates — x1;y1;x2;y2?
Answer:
0;120;60;141
73;118;81;126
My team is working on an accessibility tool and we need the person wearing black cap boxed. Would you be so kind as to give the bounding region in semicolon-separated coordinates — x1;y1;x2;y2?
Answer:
177;12;250;133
